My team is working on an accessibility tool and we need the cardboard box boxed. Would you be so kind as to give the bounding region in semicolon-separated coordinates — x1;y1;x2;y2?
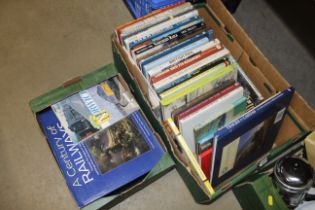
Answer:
111;0;315;204
29;64;175;210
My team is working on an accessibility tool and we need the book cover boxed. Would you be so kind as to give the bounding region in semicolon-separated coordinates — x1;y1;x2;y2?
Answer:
195;96;247;154
38;109;164;208
210;87;295;188
51;77;139;143
199;147;213;180
178;86;244;153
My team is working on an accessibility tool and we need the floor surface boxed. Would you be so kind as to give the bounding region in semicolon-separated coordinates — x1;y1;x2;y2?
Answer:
0;0;313;210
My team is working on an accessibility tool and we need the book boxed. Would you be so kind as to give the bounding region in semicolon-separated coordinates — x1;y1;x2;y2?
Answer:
228;55;264;106
210;87;295;188
175;83;241;124
199;147;213;180
164;118;215;195
140;30;214;78
154;47;229;93
150;41;224;84
144;33;217;80
195;96;247;154
160;64;238;120
37;79;165;208
178;86;244;153
123;10;199;51
131;21;207;63
51;77;139;143
116;2;193;44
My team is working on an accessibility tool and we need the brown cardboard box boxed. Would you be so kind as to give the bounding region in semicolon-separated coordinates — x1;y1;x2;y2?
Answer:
112;0;315;203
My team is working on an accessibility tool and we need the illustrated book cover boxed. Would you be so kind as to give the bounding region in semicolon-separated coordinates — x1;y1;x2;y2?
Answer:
37;77;165;208
210;87;295;188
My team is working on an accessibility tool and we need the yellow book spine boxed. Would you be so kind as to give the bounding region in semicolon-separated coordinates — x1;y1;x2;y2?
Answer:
166;118;215;196
160;62;227;98
160;64;236;106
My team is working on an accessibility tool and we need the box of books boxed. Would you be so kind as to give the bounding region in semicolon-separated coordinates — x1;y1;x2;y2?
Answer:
29;64;175;209
111;0;315;204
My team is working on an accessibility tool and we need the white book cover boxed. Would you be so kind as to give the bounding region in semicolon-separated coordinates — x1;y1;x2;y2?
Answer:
178;86;244;153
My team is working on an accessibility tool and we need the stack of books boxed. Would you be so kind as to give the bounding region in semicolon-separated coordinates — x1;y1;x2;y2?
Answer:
37;75;165;207
115;1;294;190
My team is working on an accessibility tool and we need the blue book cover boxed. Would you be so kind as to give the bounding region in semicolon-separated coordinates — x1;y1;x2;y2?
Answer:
210;87;294;188
140;30;214;74
37;83;165;208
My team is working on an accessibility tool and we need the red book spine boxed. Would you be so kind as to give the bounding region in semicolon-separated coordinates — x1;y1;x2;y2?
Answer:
199;147;212;180
175;83;241;123
150;44;224;84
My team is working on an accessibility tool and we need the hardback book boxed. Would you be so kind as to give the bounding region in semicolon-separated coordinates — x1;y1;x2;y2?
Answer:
140;30;214;78
143;33;218;81
123;9;199;51
195;96;247;154
178;85;244;153
154;47;229;94
160;63;238;120
37;76;165;208
199;147;213;180
210;87;295;188
131;21;207;62
150;40;224;84
116;2;193;45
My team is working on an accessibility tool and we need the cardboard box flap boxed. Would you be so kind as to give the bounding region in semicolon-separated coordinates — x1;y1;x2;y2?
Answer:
29;63;118;113
207;0;315;130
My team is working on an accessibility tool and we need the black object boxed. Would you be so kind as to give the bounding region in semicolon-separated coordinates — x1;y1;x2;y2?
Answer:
222;0;242;13
273;157;314;208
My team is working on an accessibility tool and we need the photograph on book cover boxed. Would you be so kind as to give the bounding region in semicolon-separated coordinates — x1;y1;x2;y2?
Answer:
84;115;151;174
52;77;139;144
211;87;295;188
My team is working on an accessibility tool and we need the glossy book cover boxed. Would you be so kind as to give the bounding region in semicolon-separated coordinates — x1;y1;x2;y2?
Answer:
37;80;164;208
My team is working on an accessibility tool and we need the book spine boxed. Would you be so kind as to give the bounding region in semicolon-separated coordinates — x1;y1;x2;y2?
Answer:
131;20;205;60
140;29;213;74
117;2;191;44
136;26;208;64
142;36;211;78
124;10;199;51
160;64;237;106
151;42;223;84
199;148;212;180
155;49;230;95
